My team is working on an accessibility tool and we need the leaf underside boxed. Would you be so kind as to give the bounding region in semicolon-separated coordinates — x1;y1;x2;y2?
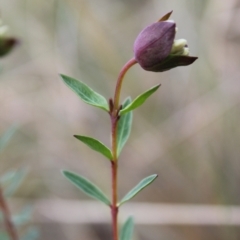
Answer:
119;174;158;206
74;135;112;160
63;170;111;206
120;84;160;115
60;74;109;111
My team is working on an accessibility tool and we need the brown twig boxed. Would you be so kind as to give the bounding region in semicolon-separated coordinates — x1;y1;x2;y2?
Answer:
0;185;19;240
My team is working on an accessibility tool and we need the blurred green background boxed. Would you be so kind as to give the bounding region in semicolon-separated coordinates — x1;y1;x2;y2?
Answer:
0;0;240;239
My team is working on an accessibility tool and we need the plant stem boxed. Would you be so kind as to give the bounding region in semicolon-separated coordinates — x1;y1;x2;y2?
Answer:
111;160;118;240
113;58;137;109
110;114;118;240
0;186;18;240
110;57;137;240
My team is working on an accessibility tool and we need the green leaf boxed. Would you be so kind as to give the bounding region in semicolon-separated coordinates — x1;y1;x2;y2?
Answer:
74;135;112;160
0;126;17;153
120;84;160;115
117;97;132;156
120;216;134;240
119;174;158;206
60;74;109;111
63;170;110;206
3;169;28;197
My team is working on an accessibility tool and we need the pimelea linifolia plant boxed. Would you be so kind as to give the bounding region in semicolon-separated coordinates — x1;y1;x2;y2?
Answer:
61;11;197;240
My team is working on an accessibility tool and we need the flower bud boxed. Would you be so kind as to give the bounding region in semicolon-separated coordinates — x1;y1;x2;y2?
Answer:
0;38;18;57
0;19;18;57
133;11;197;72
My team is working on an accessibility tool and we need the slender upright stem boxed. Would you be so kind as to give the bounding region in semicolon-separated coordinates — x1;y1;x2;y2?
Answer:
113;58;137;109
0;186;18;240
110;114;119;240
111;160;118;240
110;57;137;240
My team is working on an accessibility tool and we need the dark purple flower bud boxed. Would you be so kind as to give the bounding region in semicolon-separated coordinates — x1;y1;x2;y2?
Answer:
0;19;18;57
133;11;197;72
0;38;18;57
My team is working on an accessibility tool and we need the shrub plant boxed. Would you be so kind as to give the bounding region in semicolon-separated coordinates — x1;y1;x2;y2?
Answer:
61;11;197;240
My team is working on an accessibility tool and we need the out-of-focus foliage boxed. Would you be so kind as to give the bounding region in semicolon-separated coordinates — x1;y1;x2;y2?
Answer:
0;0;240;239
0;128;39;240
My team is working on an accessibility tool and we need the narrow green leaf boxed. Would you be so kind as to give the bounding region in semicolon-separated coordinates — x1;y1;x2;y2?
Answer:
119;174;158;206
120;216;134;240
120;84;161;115
60;74;109;111
3;169;28;197
74;135;112;160
0;126;17;153
63;170;110;206
117;97;132;156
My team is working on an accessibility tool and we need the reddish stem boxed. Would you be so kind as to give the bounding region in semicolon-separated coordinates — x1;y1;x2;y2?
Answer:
0;186;19;240
110;57;137;240
111;160;118;240
110;113;118;240
113;58;137;110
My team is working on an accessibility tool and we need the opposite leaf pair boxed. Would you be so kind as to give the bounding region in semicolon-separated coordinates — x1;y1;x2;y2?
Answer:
63;171;157;207
63;171;156;240
61;74;160;116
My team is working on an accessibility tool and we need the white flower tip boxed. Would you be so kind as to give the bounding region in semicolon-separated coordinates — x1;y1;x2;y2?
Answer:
175;39;187;47
183;47;189;56
171;39;188;55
